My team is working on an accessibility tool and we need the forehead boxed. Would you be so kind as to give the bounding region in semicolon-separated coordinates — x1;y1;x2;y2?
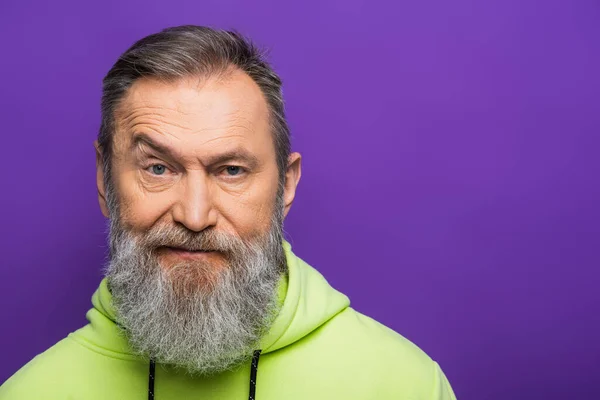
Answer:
113;70;271;152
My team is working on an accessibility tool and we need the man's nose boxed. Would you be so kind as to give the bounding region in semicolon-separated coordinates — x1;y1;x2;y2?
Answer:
171;172;217;232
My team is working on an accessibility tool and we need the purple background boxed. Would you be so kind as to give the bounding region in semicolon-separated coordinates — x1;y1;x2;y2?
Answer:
1;0;599;398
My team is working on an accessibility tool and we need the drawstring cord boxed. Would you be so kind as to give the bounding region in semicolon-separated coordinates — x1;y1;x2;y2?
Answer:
148;359;155;400
248;350;262;400
148;350;262;400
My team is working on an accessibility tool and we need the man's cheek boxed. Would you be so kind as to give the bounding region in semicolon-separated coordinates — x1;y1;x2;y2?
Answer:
121;192;167;226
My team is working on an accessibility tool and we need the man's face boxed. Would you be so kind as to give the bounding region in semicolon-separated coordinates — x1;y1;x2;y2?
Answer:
94;69;301;374
109;70;282;269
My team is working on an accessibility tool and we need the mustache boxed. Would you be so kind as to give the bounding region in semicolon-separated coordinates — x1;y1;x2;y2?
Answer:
136;225;247;254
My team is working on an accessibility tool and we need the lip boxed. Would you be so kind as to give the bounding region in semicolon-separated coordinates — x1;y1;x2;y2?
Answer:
160;246;218;260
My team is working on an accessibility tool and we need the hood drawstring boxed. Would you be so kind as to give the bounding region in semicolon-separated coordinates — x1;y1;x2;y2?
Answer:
148;350;263;400
248;350;262;400
148;359;155;399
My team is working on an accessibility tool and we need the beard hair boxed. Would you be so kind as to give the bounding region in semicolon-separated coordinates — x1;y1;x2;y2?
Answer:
104;186;287;375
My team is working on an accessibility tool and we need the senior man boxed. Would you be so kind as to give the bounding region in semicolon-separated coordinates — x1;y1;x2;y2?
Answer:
0;25;456;399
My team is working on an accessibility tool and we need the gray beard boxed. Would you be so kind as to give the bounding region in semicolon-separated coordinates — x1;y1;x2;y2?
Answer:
104;192;286;375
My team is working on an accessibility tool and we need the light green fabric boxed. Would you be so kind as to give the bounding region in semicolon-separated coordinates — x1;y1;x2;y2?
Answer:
0;240;456;399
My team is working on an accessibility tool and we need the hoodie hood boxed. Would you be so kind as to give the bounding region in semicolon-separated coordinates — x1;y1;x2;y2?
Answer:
79;240;350;358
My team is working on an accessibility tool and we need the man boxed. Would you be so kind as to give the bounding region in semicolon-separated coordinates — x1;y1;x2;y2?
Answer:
0;26;456;399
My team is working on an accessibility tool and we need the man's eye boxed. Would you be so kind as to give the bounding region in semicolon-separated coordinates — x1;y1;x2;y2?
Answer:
148;164;168;175
224;166;243;176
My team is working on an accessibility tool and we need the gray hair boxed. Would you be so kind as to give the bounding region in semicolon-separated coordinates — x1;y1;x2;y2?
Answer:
98;25;291;199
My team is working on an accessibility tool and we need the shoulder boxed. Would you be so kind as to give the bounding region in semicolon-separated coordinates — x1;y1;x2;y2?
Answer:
0;336;80;399
325;307;435;368
302;307;457;399
0;327;148;400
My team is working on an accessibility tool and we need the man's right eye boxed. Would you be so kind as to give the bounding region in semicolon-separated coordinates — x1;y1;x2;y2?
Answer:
148;164;168;175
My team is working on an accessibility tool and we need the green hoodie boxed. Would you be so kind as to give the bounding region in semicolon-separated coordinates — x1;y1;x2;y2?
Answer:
0;241;456;399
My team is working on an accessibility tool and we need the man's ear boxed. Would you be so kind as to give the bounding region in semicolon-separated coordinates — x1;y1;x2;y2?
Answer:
283;152;302;218
94;141;110;218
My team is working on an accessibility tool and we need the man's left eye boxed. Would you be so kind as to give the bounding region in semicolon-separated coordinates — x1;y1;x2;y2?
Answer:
224;166;243;176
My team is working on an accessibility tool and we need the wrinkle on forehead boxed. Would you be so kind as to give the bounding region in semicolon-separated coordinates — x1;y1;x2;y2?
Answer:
110;70;271;162
116;69;268;122
112;70;271;152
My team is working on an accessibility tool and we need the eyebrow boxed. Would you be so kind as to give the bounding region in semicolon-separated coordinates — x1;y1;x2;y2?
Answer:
131;132;260;169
